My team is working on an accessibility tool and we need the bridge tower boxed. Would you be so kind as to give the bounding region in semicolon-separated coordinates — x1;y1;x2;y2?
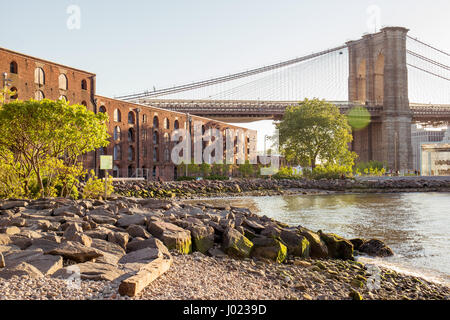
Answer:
347;27;413;171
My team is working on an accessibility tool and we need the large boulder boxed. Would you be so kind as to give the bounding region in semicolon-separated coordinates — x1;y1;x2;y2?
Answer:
2;251;63;276
53;262;124;281
298;228;329;258
118;247;167;265
108;232;130;250
126;238;170;256
0;262;43;279
318;231;354;260
116;215;147;228
187;224;215;254
222;227;253;259
90;238;125;265
280;229;310;258
359;239;394;257
251;236;287;263
127;225;151;239
0;234;11;245
147;221;192;254
48;241;103;263
0;201;28;210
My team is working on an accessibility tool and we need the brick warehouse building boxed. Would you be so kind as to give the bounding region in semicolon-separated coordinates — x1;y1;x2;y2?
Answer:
0;47;256;180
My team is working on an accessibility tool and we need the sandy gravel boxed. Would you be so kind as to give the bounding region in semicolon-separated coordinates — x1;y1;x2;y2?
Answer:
1;252;449;300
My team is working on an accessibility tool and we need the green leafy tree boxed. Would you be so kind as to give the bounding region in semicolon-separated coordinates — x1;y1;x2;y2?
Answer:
0;99;109;198
238;160;254;178
199;162;211;177
276;98;357;169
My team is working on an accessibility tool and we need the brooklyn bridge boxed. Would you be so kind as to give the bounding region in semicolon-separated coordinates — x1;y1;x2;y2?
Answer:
116;27;450;172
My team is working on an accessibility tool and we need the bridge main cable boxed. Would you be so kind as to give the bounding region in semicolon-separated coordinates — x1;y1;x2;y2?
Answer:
116;45;348;101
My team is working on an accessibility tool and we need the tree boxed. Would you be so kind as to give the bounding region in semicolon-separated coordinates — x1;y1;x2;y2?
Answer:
0;99;110;198
276;98;357;169
238;160;254;178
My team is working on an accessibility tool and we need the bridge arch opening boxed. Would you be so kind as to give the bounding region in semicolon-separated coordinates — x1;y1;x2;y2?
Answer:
375;53;384;105
357;59;367;104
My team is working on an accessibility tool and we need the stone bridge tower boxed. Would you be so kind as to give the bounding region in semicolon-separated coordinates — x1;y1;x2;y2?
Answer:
347;27;413;171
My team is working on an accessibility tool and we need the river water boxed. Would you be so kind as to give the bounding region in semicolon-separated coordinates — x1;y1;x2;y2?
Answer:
187;192;450;286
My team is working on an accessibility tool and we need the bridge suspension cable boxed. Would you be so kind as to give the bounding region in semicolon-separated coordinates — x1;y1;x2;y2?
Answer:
116;45;347;101
407;35;450;104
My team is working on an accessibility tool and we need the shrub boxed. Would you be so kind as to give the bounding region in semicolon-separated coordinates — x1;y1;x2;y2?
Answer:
273;166;302;180
205;175;229;181
176;176;196;181
354;161;387;177
307;164;353;180
82;171;114;199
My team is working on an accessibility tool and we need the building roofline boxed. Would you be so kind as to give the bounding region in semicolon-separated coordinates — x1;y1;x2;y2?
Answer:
94;95;256;132
0;47;96;76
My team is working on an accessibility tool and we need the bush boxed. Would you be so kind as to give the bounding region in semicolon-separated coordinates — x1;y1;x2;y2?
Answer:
82;172;114;199
273;166;302;180
308;164;352;180
354;161;387;177
176;176;196;181
205;175;229;181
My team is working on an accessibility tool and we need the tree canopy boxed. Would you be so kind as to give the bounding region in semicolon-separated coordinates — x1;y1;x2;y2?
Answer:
276;98;357;169
0;99;110;198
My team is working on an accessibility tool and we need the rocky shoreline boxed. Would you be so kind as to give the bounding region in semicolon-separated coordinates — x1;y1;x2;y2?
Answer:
113;177;450;200
0;197;449;300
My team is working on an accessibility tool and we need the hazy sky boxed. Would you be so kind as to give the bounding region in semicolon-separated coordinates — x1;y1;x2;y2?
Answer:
1;0;449;150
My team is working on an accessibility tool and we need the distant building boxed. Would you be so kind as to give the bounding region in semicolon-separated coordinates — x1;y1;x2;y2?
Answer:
421;143;450;176
411;125;447;172
1;47;256;181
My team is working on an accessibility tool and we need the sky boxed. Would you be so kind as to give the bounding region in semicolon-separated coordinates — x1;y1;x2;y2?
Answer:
1;0;449;150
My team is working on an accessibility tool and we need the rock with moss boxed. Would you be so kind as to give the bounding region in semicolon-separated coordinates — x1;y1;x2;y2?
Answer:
187;224;215;254
147;221;192;254
358;239;394;257
298;228;329;258
280;229;310;258
349;289;363;300
318;231;354;260
222;227;253;259
251;236;287;263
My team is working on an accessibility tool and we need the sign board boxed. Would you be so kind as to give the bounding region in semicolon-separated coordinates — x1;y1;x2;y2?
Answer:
100;155;113;170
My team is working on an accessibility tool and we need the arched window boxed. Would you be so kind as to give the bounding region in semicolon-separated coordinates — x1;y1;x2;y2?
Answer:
153;116;159;128
114;145;121;161
34;90;44;101
59;95;67;101
128;146;135;161
58;74;68;90
153;147;159;162
164;149;170;162
163;133;169;144
114;126;121;141
99;106;106;113
81;101;87;107
164;118;169;129
10;61;18;74
153;131;159;145
174;120;179;130
34;68;45;85
128;128;135;142
128;111;135;124
81;79;87;90
114;109;121;122
10;87;18;100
